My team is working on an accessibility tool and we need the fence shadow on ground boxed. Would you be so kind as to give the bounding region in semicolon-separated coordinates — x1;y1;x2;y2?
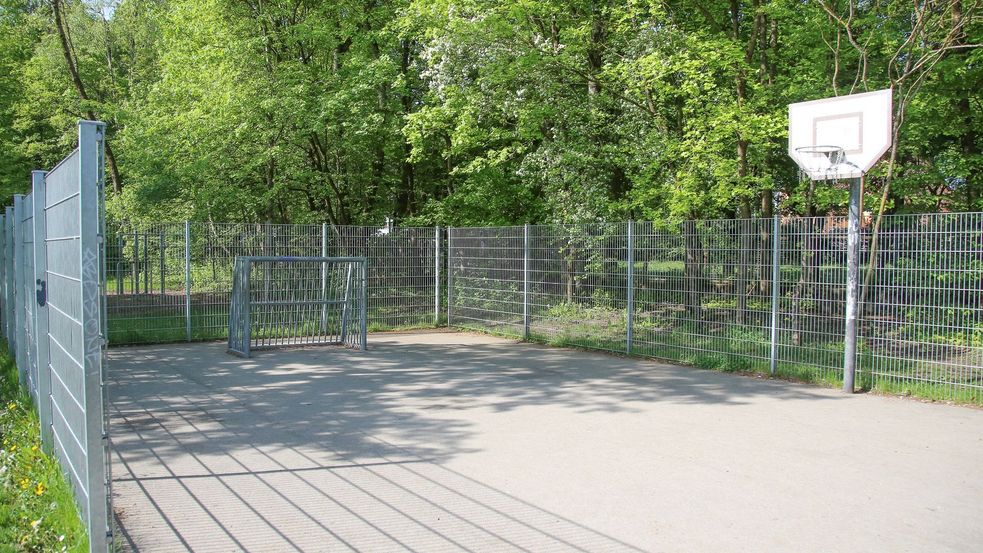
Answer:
108;332;841;551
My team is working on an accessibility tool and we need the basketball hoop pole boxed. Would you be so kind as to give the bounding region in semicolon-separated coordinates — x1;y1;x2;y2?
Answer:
788;89;892;394
843;175;862;393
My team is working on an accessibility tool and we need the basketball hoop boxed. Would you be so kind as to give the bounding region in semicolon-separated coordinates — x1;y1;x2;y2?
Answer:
794;145;852;181
786;89;894;395
788;89;892;181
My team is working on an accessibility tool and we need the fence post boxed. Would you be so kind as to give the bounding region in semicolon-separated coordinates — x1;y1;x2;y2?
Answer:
159;230;165;296
31;170;52;449
184;221;191;342
12;194;24;380
243;259;251;357
626;221;634;355
360;259;368;351
132;227;138;293
145;232;151;293
79;119;111;552
4;208;13;342
321;222;328;331
115;236;123;295
523;224;530;340
434;226;441;326
843;176;862;393
770;195;780;375
0;214;5;342
446;228;453;326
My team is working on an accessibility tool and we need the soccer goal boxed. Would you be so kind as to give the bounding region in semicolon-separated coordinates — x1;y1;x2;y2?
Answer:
227;256;367;357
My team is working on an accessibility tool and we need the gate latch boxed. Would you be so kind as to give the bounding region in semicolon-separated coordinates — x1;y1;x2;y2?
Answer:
36;279;46;307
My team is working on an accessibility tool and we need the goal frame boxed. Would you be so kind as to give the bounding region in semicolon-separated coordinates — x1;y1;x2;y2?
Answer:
227;256;367;357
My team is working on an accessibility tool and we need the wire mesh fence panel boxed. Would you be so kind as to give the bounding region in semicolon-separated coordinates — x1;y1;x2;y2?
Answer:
4;209;13;343
333;226;438;330
95;212;983;404
19;193;39;403
528;223;629;352
0;214;6;342
12;196;26;386
190;223;324;341
447;226;525;337
105;221;187;344
228;257;367;356
33;122;111;552
632;219;773;370
775;216;856;384
859;212;983;402
105;222;439;344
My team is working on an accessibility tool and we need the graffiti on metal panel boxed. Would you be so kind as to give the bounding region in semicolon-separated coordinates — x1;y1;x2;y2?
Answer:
82;247;103;367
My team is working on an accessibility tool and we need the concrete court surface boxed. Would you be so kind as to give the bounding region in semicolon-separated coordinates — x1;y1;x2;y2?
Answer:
108;331;983;553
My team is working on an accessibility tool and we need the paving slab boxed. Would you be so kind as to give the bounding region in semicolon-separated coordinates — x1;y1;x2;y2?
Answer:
108;331;983;552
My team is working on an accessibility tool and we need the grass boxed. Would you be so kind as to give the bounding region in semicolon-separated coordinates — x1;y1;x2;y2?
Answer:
455;310;982;404
865;375;981;404
108;312;224;344
107;305;441;345
0;345;87;552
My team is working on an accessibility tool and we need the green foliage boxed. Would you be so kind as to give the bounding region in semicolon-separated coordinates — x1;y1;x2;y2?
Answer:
0;346;87;552
0;0;979;221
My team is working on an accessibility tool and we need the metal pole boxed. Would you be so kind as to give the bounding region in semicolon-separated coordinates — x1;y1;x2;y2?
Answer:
132;228;138;293
843;176;862;393
321;223;328;331
184;221;191;342
159;230;165;296
434;226;440;326
360;259;367;351
140;232;150;294
78;119;111;552
4;208;12;342
0;214;5;342
31;170;52;449
446;228;453;326
12;195;24;375
523;224;530;340
243;259;251;357
115;237;123;295
770;193;780;375
626;221;634;354
143;232;149;294
340;263;353;344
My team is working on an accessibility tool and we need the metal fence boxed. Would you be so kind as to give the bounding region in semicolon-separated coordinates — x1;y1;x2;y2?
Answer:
860;213;983;402
448;215;983;403
1;121;111;552
105;222;439;345
1;124;970;553
227;256;367;356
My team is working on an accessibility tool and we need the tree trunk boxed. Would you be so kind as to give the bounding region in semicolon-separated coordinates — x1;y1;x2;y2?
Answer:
565;254;576;303
735;200;752;325
791;232;818;346
759;191;774;295
52;0;122;193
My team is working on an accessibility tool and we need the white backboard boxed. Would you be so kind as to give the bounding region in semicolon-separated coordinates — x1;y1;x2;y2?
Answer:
788;89;892;180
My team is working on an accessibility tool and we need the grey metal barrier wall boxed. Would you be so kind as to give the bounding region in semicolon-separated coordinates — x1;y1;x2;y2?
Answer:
105;222;440;345
448;216;983;403
0;121;111;552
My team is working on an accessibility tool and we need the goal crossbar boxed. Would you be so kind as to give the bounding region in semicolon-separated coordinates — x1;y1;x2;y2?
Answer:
227;256;367;357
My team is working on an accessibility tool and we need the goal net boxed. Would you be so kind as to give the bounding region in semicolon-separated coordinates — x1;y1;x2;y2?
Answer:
227;256;367;357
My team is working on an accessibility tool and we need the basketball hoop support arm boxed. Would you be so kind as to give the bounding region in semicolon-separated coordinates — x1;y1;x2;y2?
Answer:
843;175;862;393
